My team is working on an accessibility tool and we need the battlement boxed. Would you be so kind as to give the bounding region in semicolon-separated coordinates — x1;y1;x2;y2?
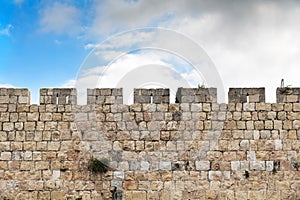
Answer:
228;88;265;103
276;87;300;103
40;88;77;105
176;87;217;103
87;88;123;104
0;88;30;104
134;88;169;104
2;87;300;105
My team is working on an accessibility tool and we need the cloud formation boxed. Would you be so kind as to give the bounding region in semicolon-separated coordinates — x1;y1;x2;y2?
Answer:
0;24;13;36
46;0;300;102
0;83;15;88
85;0;300;102
39;2;82;36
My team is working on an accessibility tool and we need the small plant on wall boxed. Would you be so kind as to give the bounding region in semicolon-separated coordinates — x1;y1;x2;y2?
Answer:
87;158;110;174
279;85;292;95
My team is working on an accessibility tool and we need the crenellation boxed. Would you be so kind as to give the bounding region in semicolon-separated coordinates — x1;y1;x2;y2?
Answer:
277;87;300;103
40;88;77;105
228;87;265;103
134;88;169;104
0;88;30;104
87;88;123;105
176;87;217;103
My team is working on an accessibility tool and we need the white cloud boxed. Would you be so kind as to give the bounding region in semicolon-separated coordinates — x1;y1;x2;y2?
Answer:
0;83;15;88
73;50;198;104
84;43;97;50
85;0;300;102
39;2;82;35
0;24;13;36
51;0;300;103
59;79;76;88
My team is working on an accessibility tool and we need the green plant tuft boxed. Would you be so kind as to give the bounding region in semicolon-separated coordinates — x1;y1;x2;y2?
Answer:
87;158;110;174
197;83;206;89
279;85;292;94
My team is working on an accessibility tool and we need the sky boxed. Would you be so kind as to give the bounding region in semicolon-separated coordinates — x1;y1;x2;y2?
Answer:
1;0;300;104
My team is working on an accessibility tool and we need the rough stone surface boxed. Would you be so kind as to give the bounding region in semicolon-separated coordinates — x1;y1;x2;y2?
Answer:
0;87;299;199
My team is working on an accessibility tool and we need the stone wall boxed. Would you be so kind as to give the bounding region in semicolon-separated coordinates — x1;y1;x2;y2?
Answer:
0;87;300;199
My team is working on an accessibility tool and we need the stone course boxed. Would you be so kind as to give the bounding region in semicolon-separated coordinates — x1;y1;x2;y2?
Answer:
0;87;299;199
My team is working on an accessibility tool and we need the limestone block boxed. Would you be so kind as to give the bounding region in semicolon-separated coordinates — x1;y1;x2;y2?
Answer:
266;161;274;172
208;171;222;181
159;161;171;170
275;140;283;150
250;161;265;171
123;181;138;190
51;191;65;200
1;152;11;160
231;161;240;171
195;161;210;171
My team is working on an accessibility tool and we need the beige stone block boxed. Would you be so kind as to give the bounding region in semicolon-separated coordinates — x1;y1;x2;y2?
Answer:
283;120;292;130
47;142;60;151
24;122;36;131
233;111;241;120
273;120;282;130
1;152;11;160
287;95;298;102
126;191;146;200
264;120;273;129
36;142;47;150
62;113;74;121
0;113;9;122
208;171;222;181
254;121;264;130
158;171;171;182
123;181;138;190
235;191;248;199
33;152;42;161
224;121;236;130
266;191;280;200
293;102;300;111
248;191;266;200
35;161;49;170
19;112;26;122
284;103;293;111
9;113;18;122
0;161;8;170
246;121;254;130
151;181;163;190
49;191;64;200
207;151;223;161
202;103;211;112
160;190;171;200
24;142;36;150
205;190;217;199
8;160;19;170
3;122;14;131
228;140;240;151
281;190;295;199
232;130;243;139
275;181;290;190
27;112;39;121
20;161;34;170
196;161;210;171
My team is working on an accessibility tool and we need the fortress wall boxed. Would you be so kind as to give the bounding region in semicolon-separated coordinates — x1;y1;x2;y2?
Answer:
0;87;299;199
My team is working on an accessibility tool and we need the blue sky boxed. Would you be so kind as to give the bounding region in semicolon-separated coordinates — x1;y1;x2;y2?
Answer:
1;0;300;103
0;0;90;102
